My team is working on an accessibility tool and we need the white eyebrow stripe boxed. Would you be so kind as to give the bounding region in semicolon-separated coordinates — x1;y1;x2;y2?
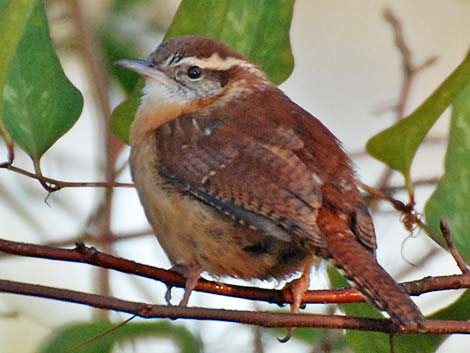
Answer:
176;53;256;71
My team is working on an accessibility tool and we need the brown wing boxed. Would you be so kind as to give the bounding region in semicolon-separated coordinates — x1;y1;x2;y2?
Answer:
266;95;377;252
156;115;326;248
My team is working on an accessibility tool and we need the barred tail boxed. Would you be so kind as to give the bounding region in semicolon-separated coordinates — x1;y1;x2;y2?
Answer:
326;231;425;329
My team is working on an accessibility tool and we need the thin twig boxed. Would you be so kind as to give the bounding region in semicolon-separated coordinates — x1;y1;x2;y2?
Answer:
0;164;133;189
359;182;438;237
359;182;409;212
63;316;136;353
368;8;439;212
382;8;438;122
415;56;439;74
383;7;412;120
440;219;469;274
380;177;441;194
0;229;152;259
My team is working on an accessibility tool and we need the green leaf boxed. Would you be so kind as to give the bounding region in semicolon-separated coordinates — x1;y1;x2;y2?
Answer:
270;325;346;351
346;323;439;353
165;0;295;84
425;81;470;260
328;267;470;353
345;291;470;353
110;80;144;144
101;34;139;95
366;55;470;180
288;327;328;343
431;290;470;322
99;25;140;95
38;321;202;353
327;267;391;353
2;1;83;159
290;327;347;350
271;325;327;343
0;0;36;143
111;0;295;143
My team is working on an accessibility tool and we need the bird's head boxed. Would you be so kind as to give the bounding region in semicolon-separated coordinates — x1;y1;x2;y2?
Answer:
116;36;269;144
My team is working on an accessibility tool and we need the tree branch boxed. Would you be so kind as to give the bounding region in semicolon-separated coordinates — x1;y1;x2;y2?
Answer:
440;219;469;274
0;164;133;190
0;278;392;333
1;238;470;307
3;278;470;335
368;8;438;211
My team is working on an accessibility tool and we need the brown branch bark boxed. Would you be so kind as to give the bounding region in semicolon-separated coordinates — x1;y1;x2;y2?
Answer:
440;219;469;274
0;164;133;190
3;278;470;335
0;278;392;333
1;238;470;307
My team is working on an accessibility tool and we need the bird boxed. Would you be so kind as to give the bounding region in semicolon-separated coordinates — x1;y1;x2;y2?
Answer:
116;35;425;332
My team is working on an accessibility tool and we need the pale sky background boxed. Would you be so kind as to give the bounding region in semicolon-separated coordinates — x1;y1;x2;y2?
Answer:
1;0;470;352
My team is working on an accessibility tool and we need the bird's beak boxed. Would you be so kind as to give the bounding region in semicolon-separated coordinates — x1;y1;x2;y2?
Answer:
114;59;166;81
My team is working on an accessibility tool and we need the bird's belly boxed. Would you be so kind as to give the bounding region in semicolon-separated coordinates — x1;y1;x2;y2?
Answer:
130;138;314;280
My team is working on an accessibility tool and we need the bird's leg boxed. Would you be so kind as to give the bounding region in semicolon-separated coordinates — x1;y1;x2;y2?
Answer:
289;265;311;314
166;265;202;306
179;266;202;306
166;264;184;305
279;264;312;342
164;284;173;305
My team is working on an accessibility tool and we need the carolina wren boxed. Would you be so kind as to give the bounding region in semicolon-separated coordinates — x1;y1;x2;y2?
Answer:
116;35;425;329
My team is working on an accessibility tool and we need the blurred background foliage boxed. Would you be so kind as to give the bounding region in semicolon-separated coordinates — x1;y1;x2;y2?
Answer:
1;0;470;352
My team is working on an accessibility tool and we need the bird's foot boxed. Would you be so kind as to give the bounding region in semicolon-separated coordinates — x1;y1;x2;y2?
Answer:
278;265;312;342
166;264;202;306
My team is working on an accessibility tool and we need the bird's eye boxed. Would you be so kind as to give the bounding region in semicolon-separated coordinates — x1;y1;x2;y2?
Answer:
187;66;202;79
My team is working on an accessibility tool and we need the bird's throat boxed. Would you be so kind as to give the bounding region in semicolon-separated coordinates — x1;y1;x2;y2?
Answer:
130;100;188;146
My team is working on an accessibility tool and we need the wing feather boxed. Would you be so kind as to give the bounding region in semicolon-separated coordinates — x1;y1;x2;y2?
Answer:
157;115;326;248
